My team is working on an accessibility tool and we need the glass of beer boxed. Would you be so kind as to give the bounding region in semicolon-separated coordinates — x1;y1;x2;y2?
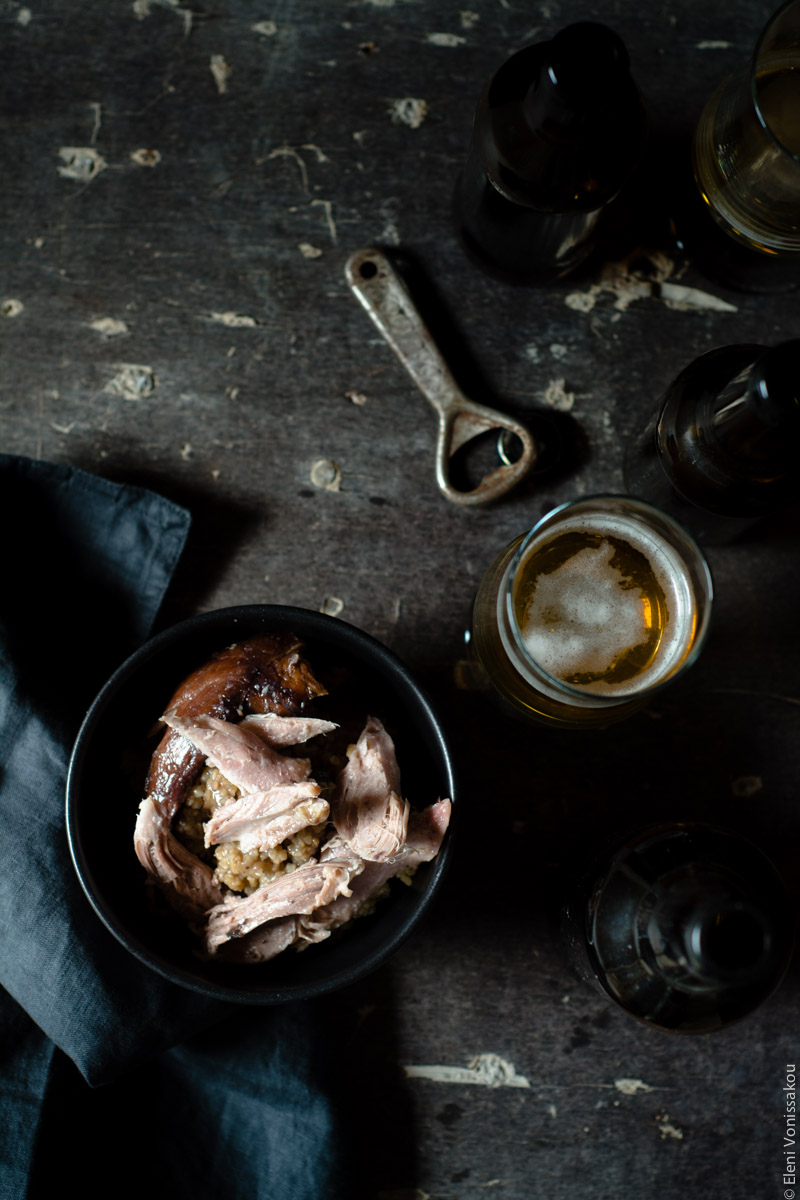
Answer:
692;0;800;261
470;495;713;728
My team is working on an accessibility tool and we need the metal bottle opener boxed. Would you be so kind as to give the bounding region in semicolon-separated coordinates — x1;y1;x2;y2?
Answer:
345;248;537;506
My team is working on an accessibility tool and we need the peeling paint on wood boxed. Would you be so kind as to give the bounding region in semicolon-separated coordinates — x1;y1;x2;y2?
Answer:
426;32;466;47
89;317;128;336
655;1111;685;1141
541;378;575;412
209;312;258;327
564;251;738;315
104;364;156;399
311;198;338;244
58;147;106;183
388;98;428;128
130;148;161;167
310;459;341;490
320;596;344;615
133;0;192;35
614;1078;654;1095
210;54;232;94
403;1053;531;1089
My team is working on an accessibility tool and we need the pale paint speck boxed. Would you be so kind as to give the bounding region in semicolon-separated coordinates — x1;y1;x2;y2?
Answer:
542;379;575;412
210;54;231;94
130;148;161;167
57;147;106;183
89;317;128;336
426;32;466;47
320;597;344;616
614;1078;653;1096
389;98;428;128
310;459;342;491
209;312;258;328
656;1111;685;1141
104;364;156;400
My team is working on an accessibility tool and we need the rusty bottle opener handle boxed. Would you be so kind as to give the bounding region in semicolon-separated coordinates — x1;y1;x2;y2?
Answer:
345;247;537;506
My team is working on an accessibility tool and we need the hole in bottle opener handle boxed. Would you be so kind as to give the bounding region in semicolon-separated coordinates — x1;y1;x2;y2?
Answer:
345;247;537;506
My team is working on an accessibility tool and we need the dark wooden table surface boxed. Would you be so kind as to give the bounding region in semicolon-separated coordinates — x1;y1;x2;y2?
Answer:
3;2;799;1197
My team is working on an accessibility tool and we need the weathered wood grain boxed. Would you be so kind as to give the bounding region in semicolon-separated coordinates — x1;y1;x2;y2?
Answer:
2;2;798;1197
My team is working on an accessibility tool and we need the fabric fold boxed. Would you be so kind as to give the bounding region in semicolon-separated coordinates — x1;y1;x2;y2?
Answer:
0;454;232;1085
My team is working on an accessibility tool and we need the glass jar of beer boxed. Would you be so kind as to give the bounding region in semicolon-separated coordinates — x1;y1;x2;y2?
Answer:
470;495;713;728
674;0;800;292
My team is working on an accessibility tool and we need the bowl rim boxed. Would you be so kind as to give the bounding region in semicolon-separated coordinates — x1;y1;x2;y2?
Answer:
65;603;456;1003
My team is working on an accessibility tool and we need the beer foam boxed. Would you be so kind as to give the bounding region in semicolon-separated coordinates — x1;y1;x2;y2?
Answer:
515;511;695;697
522;541;651;677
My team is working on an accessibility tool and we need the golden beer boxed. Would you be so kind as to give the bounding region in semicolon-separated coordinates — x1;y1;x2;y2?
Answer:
471;497;713;728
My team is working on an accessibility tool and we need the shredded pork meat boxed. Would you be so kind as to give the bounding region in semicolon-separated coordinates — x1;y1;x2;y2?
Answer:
162;712;311;793
204;845;365;954
331;716;410;862
203;780;329;853
239;713;338;746
133;797;225;919
133;635;452;963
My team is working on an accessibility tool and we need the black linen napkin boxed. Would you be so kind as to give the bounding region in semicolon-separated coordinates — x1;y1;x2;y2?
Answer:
0;456;351;1200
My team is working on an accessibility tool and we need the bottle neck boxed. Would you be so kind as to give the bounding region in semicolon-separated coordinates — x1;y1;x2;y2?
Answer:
520;23;633;136
476;22;645;212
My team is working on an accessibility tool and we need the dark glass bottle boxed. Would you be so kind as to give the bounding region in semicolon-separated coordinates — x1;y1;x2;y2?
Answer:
671;162;800;295
562;823;794;1033
624;340;800;543
455;22;646;283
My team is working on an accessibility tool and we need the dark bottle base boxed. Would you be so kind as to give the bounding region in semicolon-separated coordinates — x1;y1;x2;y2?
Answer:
561;822;794;1033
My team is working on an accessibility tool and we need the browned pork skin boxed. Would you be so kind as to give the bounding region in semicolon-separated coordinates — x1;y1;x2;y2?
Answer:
332;715;410;862
134;634;325;914
143;634;326;824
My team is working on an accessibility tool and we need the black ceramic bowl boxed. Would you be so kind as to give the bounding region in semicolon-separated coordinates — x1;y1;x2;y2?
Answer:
66;605;455;1003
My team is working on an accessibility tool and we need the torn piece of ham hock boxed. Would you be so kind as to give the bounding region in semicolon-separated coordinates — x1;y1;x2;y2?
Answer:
133;634;451;963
